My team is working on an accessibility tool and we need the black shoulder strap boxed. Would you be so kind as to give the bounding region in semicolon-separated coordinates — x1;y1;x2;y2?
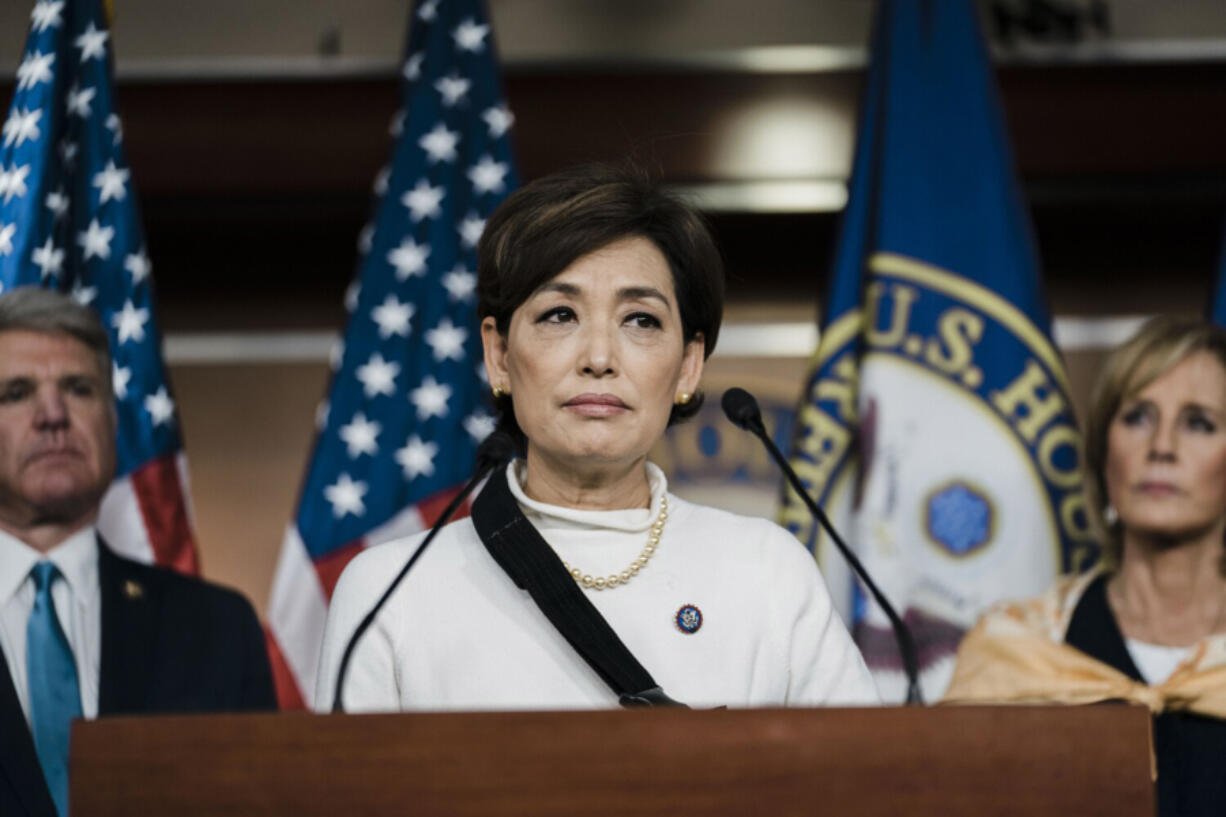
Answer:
470;465;686;708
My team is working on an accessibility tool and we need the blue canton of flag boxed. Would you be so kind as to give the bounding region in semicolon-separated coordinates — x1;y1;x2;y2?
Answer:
1211;220;1226;327
781;0;1093;702
267;0;518;709
1;0;197;572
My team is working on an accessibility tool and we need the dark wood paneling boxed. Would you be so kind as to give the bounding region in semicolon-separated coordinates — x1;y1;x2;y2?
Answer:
3;61;1226;327
72;706;1154;816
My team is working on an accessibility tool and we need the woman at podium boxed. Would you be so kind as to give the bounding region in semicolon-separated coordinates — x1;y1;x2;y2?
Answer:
945;317;1226;817
316;165;878;712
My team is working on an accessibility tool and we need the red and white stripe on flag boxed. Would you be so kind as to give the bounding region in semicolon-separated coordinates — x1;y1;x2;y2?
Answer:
98;451;199;574
266;487;467;709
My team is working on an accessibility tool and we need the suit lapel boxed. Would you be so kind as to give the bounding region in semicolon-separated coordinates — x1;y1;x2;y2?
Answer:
0;631;57;816
97;541;159;715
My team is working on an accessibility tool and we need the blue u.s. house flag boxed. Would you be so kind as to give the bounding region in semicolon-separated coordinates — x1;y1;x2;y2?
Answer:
1;0;197;573
266;0;518;708
1211;223;1226;327
782;0;1094;701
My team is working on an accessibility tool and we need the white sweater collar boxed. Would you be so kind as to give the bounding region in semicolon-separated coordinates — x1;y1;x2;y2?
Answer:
505;460;668;534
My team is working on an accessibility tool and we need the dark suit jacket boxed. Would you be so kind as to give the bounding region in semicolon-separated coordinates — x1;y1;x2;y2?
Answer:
0;539;276;817
1066;574;1226;817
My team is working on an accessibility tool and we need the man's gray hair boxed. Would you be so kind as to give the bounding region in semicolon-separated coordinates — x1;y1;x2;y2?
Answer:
0;286;114;400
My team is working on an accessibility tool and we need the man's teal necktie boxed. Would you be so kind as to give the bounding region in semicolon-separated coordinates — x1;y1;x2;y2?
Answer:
27;562;82;817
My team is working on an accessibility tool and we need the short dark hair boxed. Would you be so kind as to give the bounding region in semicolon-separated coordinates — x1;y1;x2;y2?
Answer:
0;286;114;404
477;163;725;446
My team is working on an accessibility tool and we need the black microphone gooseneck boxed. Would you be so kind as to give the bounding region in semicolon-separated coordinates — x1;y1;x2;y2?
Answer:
721;387;923;705
331;430;516;713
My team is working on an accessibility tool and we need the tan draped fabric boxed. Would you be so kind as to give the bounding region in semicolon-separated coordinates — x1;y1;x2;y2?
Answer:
943;568;1226;720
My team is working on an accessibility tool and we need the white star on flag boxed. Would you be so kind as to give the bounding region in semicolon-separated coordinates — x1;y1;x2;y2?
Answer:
426;318;468;362
92;160;129;204
75;21;109;61
418;0;439;22
482;105;514;139
464;412;496;443
58;139;77;169
31;237;64;280
106;113;122;144
356;352;400;398
144;386;175;427
339;412;381;459
344;280;361;313
441;266;477;302
70;282;97;306
453;18;490;53
402;179;445;222
0;224;15;257
419;123;460;164
30;1;64;32
315;400;330;431
395;435;438;480
125;249;151;285
77;218;114;260
329;339;345;371
16;52;54;92
112;363;131;400
458;212;485;249
403;52;424;82
373;165;391;196
112;299;150;344
3;108;42;148
45;189;69;219
357;223;375;254
435;74;471;108
468;155;509;195
371;295;414;339
0;165;30;204
66;84;95;118
387;237;430;280
410;376;452;420
324;473;367;519
389;109;405;138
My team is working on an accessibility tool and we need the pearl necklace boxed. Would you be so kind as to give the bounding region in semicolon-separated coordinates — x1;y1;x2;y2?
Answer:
563;494;668;590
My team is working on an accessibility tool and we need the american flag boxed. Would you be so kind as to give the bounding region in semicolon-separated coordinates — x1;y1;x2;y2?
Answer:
1;0;197;573
266;0;518;709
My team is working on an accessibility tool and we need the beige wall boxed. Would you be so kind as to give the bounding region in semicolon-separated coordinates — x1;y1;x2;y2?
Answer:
172;362;329;617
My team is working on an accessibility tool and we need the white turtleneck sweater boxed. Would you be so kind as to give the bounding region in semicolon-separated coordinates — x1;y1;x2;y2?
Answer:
316;462;878;712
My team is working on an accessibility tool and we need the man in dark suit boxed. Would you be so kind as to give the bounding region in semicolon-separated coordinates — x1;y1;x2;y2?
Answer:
0;288;275;817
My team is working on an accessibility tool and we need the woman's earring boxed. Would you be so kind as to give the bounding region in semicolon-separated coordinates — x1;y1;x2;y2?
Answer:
675;392;692;406
1103;504;1119;525
492;385;509;398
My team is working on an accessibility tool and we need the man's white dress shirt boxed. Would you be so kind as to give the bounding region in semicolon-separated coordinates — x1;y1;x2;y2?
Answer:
0;526;100;724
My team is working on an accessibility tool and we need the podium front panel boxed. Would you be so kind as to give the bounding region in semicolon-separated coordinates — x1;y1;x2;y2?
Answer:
70;705;1154;816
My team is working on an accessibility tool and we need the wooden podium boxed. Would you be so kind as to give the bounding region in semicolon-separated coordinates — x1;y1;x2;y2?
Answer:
70;705;1154;816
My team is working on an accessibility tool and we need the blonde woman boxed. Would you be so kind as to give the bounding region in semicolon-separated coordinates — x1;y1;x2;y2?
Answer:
946;317;1226;817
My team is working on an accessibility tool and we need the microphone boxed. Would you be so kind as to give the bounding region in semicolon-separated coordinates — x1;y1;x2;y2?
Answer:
331;429;516;712
721;387;923;705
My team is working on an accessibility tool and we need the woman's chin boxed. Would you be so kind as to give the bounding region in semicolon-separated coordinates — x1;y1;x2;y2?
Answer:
1124;518;1223;547
539;439;648;470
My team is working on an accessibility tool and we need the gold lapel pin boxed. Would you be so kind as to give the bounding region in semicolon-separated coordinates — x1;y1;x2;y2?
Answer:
122;579;144;600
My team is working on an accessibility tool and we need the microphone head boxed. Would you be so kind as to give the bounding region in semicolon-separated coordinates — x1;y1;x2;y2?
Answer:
721;387;763;432
475;429;516;472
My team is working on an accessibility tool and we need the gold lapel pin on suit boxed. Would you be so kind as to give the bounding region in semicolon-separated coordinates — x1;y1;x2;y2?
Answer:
122;579;144;600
